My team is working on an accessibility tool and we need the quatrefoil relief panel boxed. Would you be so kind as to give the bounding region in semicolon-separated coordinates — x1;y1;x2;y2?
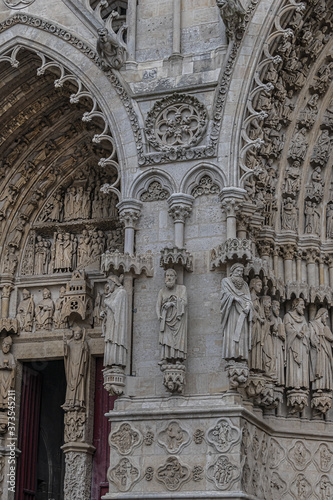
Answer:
145;93;208;151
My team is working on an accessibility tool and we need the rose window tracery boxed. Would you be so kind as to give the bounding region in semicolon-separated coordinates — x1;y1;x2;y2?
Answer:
145;94;208;151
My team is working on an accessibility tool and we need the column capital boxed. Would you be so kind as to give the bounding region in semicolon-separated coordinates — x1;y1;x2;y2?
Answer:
168;193;194;223
220;188;246;217
117;199;143;228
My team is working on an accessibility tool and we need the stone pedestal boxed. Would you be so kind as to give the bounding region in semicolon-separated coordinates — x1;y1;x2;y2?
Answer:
62;443;95;500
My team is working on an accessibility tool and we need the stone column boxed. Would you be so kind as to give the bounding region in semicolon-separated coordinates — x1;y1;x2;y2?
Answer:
62;441;95;500
1;285;12;319
305;248;319;287
117;199;142;255
220;188;246;240
237;216;248;239
273;247;280;277
319;256;325;286
127;0;138;63
328;255;333;288
283;245;295;283
168;194;194;249
172;0;181;56
296;250;302;282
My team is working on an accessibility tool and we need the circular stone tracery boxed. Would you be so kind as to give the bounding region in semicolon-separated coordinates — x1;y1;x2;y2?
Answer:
145;93;208;151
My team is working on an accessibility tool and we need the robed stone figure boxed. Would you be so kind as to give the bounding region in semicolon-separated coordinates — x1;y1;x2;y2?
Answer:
0;336;16;410
156;269;188;363
17;289;34;332
309;308;333;391
284;298;310;390
220;263;253;361
101;275;128;368
63;326;89;410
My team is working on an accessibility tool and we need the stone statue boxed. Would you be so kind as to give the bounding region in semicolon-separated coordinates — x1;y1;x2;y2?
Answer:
35;288;55;331
304;201;320;235
220;263;253;361
311;129;331;166
101;275;128;367
284;298;310;390
309;308;333;391
261;296;275;376
17;289;34;332
282;197;298;231
0;336;16;411
93;292;103;327
63;326;89;410
156;269;188;364
288;127;308;161
54;286;68;329
326;203;333;239
217;0;245;42
271;300;286;386
96;18;127;70
34;235;50;275
249;277;265;372
2;246;18;275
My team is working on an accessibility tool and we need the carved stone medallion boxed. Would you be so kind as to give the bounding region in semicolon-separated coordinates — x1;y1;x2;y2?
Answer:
290;473;312;500
270;472;287;500
108;458;140;492
315;475;333;499
267;438;286;469
145;93;208;151
156;457;190;491
157;421;190;454
110;423;142;455
287;441;312;471
314;443;333;473
207;455;240;490
206;418;240;453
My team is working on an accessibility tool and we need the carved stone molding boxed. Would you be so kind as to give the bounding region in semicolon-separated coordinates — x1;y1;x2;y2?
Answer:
206;418;240;453
157;421;191;454
108;458;140;492
101;250;154;277
156;456;190;491
110;423;142;455
160;247;193;272
210;238;253;268
145;93;208;152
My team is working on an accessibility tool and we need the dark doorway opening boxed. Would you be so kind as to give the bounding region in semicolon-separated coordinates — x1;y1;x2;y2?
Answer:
16;360;66;500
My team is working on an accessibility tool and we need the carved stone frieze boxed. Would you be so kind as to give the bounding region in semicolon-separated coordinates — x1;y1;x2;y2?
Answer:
207;455;240;490
206;418;240;453
157;421;190;454
101;250;154;277
160;247;193;272
108;458;140;492
156;457;190;491
145;93;208;152
110;423;142;455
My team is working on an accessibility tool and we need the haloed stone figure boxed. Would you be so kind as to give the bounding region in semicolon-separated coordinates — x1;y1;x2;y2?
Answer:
102;275;128;368
309;308;333;391
156;269;188;364
63;326;89;410
0;336;15;410
220;263;253;361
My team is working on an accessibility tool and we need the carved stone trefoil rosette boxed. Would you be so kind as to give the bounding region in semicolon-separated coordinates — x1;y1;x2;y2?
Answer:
160;247;193;272
103;366;126;396
160;363;186;394
210;238;253;269
101;250;154;277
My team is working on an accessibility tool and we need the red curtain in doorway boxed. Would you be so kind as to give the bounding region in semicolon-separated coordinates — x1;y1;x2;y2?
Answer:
15;365;42;500
91;358;117;500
